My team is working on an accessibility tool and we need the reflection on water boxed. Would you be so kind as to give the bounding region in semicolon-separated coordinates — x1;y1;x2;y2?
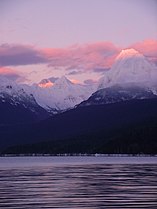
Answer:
0;158;157;208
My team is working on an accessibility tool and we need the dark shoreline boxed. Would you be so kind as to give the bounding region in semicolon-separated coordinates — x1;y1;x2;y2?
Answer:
1;153;157;157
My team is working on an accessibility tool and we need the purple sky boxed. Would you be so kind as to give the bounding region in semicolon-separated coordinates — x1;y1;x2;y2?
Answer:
0;0;157;84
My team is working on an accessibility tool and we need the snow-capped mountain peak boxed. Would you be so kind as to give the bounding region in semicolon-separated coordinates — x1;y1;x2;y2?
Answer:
23;76;96;113
116;48;143;60
97;48;156;90
53;76;73;88
38;76;73;89
1;48;156;115
111;48;153;83
0;76;49;120
78;84;157;107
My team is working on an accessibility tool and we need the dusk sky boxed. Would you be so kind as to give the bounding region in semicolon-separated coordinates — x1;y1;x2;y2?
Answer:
0;0;157;84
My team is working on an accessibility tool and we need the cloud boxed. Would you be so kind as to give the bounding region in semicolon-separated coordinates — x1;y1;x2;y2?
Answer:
1;40;157;78
39;76;59;84
69;79;80;84
84;79;97;85
0;42;120;73
0;67;27;82
130;39;157;65
0;42;118;72
48;77;59;83
0;44;48;66
67;70;83;75
45;42;120;71
93;67;110;73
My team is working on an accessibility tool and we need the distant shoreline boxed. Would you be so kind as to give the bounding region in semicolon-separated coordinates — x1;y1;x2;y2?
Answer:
1;153;157;157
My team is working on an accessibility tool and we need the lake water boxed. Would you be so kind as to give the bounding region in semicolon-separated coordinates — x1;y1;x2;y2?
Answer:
0;156;157;209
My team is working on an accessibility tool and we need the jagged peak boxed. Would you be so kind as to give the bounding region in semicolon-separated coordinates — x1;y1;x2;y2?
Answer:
54;76;73;85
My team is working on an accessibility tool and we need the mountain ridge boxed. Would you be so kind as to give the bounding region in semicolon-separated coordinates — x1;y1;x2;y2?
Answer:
0;76;50;124
1;98;157;154
97;48;157;89
1;47;157;154
1;48;157;114
78;84;157;107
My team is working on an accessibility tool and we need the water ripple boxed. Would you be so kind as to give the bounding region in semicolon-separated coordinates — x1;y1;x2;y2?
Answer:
0;160;157;208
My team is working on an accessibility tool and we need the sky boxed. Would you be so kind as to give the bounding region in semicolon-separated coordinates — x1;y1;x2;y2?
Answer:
0;0;157;84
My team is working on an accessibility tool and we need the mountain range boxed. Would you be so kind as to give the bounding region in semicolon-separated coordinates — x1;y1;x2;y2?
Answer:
0;48;157;154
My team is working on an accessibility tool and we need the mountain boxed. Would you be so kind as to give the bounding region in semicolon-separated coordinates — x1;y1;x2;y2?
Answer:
97;48;157;89
79;49;157;107
78;84;157;107
0;76;49;124
1;49;156;117
4;49;155;115
0;49;157;154
1;98;157;154
1;48;157;154
26;76;96;113
0;74;96;120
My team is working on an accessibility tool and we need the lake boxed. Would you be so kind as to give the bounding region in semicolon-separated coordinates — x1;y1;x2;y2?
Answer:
0;156;157;208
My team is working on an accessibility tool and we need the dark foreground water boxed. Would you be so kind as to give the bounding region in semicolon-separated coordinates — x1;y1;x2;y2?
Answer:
0;157;157;209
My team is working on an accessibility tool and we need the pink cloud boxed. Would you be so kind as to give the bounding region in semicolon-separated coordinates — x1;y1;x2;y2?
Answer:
0;67;14;74
131;39;157;65
0;67;27;82
42;42;120;71
1;40;156;78
0;44;48;66
69;79;80;84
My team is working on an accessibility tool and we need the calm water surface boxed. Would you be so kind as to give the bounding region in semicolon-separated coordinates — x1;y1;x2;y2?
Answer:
0;156;157;209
